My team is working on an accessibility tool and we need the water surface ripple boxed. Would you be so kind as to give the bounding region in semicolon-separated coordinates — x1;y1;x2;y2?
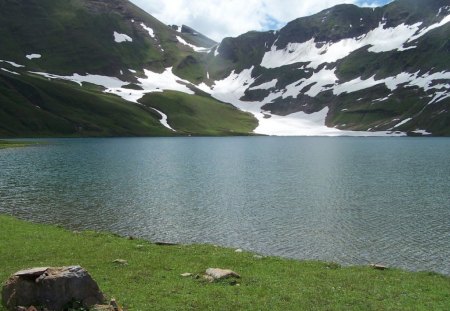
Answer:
1;137;449;275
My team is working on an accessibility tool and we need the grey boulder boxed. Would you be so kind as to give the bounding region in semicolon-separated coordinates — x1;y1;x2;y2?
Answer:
2;266;105;311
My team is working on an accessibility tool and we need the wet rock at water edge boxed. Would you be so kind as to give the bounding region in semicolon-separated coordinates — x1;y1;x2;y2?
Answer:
154;241;178;246
1;266;105;311
370;264;388;270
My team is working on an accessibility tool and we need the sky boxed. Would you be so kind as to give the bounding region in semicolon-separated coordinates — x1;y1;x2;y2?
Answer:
129;0;394;41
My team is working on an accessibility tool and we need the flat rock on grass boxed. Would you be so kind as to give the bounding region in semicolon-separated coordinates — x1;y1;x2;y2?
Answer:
205;268;240;280
1;266;105;311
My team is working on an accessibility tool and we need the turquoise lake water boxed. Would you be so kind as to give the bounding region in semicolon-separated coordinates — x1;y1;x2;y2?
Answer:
1;137;449;275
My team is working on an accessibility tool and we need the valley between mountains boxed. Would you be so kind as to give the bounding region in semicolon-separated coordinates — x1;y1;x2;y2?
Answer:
0;0;449;137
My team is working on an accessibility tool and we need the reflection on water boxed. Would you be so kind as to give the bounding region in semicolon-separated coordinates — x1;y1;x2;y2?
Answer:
1;137;449;275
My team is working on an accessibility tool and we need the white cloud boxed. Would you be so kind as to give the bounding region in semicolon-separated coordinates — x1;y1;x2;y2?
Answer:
130;0;392;41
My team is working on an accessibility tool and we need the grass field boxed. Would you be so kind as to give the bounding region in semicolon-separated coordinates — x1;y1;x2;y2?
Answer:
1;215;449;310
0;140;36;149
140;91;258;136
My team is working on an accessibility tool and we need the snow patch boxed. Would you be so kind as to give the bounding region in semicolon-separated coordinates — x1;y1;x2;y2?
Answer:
437;6;450;16
0;60;25;68
409;13;450;42
150;107;175;131
1;68;20;75
333;71;450;96
261;16;450;69
372;96;390;103
249;79;278;91
283;68;337;98
365;22;422;53
333;76;381;95
140;23;155;38
30;68;196;132
114;31;132;43
26;54;41;60
214;45;220;57
30;72;125;88
428;92;450;105
176;36;210;52
392;118;412;128
198;67;401;136
412;129;431;135
261;38;357;69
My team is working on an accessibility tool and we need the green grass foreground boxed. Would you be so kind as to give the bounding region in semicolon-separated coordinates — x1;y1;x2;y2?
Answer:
0;140;36;149
0;215;449;310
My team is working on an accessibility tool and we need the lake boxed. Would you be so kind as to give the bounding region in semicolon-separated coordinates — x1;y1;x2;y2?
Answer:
1;137;449;275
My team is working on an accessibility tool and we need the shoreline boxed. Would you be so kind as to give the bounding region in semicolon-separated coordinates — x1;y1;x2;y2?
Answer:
0;140;39;149
1;215;449;310
5;213;448;277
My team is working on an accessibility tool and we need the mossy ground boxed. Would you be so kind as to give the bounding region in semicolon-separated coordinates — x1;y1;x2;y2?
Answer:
1;215;449;310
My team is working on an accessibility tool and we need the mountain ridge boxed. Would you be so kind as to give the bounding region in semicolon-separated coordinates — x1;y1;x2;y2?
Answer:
205;0;450;135
0;0;449;137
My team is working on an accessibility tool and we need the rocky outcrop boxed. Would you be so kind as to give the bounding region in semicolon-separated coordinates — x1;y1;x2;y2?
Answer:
2;266;105;311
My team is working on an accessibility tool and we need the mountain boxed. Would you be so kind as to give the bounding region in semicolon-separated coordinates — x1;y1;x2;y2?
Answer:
0;0;449;137
0;0;256;137
204;0;450;136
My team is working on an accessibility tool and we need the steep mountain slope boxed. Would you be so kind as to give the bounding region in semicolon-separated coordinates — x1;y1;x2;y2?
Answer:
0;0;256;137
0;0;449;137
0;0;216;76
203;0;450;136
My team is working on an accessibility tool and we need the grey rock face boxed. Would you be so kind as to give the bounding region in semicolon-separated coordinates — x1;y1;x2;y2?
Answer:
2;266;105;311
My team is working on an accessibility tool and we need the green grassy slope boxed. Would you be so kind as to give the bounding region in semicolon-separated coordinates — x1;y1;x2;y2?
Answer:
140;91;258;136
0;71;258;137
0;0;188;76
0;0;257;138
1;215;449;310
0;72;172;137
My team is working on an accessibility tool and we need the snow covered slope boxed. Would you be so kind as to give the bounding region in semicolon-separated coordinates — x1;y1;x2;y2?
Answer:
205;0;450;136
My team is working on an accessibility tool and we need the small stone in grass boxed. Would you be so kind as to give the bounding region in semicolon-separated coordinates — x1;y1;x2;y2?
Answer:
180;273;192;277
113;259;128;265
235;249;243;253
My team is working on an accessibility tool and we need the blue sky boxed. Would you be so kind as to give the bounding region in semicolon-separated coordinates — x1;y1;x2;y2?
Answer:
130;0;394;41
